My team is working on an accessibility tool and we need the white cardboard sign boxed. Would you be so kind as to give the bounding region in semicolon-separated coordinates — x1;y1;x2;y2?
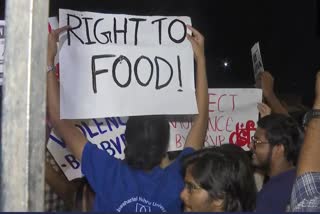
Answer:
58;9;197;119
169;88;262;151
47;117;127;180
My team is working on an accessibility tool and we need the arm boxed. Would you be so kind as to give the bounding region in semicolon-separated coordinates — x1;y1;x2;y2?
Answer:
47;26;87;161
184;26;209;151
45;161;79;208
258;71;289;115
296;71;320;176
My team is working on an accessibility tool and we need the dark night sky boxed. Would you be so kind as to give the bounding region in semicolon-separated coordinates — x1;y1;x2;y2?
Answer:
1;0;320;106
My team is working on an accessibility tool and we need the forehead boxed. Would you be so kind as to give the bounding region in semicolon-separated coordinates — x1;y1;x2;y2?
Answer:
255;127;267;139
185;165;201;185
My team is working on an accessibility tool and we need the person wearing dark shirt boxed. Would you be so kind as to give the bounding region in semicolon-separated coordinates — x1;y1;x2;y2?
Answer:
249;113;303;211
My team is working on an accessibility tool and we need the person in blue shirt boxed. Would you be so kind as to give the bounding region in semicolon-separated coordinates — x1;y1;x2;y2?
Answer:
46;25;208;212
249;113;303;212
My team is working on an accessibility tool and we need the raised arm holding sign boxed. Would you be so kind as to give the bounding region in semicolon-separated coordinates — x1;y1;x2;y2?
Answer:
47;18;208;211
47;25;87;161
251;42;288;116
183;25;208;151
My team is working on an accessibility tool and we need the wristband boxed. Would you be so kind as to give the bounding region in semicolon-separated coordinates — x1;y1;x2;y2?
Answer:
303;109;320;127
47;65;56;73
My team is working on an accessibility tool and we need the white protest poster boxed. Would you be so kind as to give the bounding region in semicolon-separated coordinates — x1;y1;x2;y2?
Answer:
58;9;197;119
47;117;127;180
168;88;263;151
0;20;5;85
251;42;264;80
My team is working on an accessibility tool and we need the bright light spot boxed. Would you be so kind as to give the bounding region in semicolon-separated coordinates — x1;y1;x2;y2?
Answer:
224;62;228;67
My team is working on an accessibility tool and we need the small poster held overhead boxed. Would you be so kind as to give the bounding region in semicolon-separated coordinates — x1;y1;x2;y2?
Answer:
251;42;264;80
58;9;197;119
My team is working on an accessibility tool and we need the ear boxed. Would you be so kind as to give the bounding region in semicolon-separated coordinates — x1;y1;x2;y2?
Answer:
210;198;224;211
272;144;285;158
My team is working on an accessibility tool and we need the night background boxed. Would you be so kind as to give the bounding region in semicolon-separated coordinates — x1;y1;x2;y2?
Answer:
1;0;319;107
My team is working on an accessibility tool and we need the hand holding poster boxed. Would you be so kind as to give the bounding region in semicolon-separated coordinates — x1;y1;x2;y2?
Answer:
251;42;264;80
48;17;60;74
58;9;197;119
48;88;262;180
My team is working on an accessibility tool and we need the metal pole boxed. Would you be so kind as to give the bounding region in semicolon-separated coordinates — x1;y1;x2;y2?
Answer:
0;0;49;211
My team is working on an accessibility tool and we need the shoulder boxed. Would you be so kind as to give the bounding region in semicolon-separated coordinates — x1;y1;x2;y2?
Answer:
259;169;296;196
291;172;320;209
81;142;122;177
165;147;195;171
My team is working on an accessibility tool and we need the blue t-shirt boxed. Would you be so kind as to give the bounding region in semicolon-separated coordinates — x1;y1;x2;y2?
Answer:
256;168;296;212
81;142;194;212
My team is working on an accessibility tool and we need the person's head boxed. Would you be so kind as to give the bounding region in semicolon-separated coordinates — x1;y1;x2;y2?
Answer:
124;116;169;171
220;144;257;211
250;113;303;172
180;146;256;212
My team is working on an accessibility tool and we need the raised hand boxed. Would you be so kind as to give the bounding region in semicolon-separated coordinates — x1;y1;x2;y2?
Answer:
47;25;69;65
186;25;205;62
260;71;275;98
257;102;271;118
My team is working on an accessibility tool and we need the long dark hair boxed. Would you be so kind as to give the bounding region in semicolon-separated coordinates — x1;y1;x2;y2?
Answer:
182;146;256;211
124;116;169;170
